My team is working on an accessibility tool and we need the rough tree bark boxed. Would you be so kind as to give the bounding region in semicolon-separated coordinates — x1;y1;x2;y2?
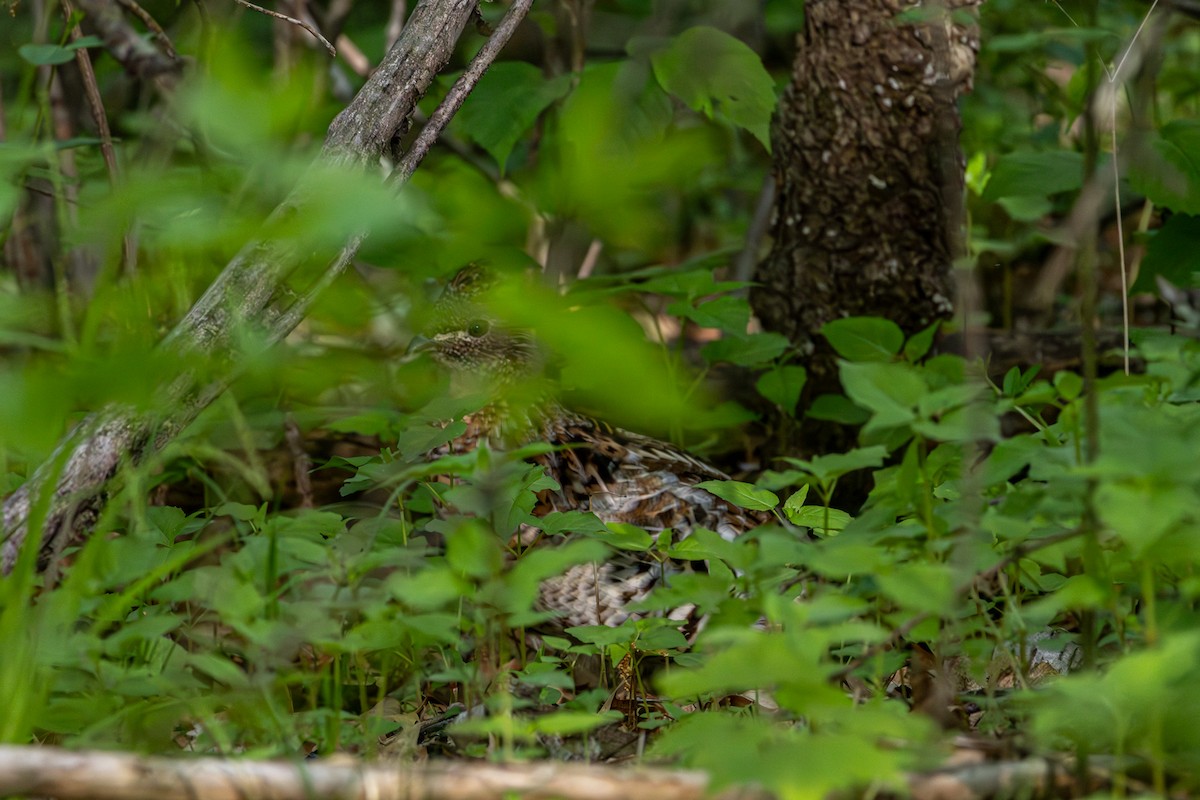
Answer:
1;0;529;575
751;0;980;382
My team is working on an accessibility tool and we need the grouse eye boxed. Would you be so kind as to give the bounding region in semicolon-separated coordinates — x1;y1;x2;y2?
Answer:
466;319;490;338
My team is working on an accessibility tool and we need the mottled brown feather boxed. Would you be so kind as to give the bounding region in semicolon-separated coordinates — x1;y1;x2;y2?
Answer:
422;266;765;629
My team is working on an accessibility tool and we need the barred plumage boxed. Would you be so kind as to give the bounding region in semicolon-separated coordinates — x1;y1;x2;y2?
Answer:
417;265;764;629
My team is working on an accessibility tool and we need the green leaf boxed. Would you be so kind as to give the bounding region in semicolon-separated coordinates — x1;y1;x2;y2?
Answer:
782;485;809;516
19;43;77;66
669;295;750;332
537;510;610;536
1054;370;1083;401
589;523;654;551
445;519;504;579
756;365;807;411
782;446;888;486
457;62;573;173
806;394;870;424
533;710;624;735
214;502;261;523
904;321;940;362
996;194;1053;222
1127;121;1200;215
785;504;852;535
649;26;777;150
983;150;1085;202
701;332;790;366
696;480;779;511
877;563;956;615
1132;214;1200;295
838;361;926;434
17;37;104;66
821;317;904;362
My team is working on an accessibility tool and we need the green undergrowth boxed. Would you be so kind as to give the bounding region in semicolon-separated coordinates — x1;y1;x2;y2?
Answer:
5;4;1200;798
5;299;1200;798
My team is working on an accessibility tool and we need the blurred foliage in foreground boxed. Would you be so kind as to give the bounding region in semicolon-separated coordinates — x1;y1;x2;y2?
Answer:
4;1;1200;798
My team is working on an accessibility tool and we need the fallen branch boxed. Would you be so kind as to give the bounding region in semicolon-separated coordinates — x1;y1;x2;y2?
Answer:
0;747;730;800
0;745;1117;800
0;0;531;575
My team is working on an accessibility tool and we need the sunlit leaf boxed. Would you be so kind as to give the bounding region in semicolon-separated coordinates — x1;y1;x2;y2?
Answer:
822;317;904;362
696;480;779;511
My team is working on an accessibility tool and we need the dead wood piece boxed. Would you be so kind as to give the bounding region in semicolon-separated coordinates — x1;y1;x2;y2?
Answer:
0;746;744;800
0;745;1124;800
904;757;1108;800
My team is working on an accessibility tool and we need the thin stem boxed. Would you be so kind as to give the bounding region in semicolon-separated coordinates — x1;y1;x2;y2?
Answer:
392;0;536;183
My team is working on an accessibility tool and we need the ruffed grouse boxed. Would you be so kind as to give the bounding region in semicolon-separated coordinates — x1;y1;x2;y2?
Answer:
416;265;764;630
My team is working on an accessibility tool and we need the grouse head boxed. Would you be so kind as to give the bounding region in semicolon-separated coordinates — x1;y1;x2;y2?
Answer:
416;264;543;383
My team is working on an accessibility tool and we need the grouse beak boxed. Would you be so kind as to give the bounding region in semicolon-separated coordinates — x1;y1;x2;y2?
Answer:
404;334;434;359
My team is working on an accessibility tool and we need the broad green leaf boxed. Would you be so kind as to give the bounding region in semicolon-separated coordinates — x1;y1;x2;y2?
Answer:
456;62;573;173
904;321;940;361
782;445;888;485
756;365;807;411
445;519;504;579
566;624;638;647
537;510;610;536
877;563;955;615
912;405;1001;443
821;317;904;362
702;332;790;366
996;194;1053;222
533;710;624;735
1127;121;1200;215
1131;214;1200;295
782;485;809;516
214;502;262;523
1054;370;1083;401
1096;481;1191;558
649;26;777;150
669;295;751;332
588;523;654;551
785;504;852;535
669;526;751;569
696;480;779;511
983;150;1085;202
19;43;78;66
806;393;871;424
838;361;926;428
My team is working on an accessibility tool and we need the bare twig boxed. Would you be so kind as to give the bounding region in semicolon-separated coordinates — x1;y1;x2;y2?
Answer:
732;174;775;285
114;0;178;58
284;414;314;509
1027;6;1168;318
392;0;534;183
385;0;408;50
72;0;181;85
336;33;372;76
66;0;138;273
233;0;336;56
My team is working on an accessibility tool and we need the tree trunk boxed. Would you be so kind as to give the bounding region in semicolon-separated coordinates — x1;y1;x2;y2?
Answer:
752;0;980;381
